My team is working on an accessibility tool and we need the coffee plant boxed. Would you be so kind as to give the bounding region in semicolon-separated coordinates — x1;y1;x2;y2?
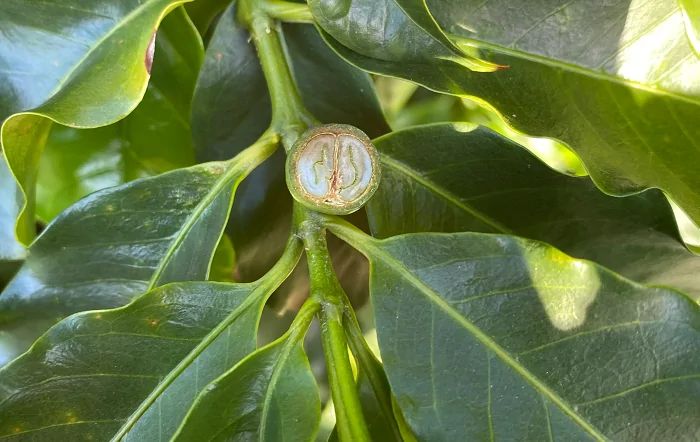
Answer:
1;0;700;440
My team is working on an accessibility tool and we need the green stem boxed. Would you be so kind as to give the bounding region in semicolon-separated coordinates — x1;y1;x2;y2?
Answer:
296;205;371;442
319;213;376;254
343;309;404;441
263;0;315;23
239;0;315;149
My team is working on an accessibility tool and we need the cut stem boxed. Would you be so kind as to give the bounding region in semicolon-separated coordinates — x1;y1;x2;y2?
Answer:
296;205;371;442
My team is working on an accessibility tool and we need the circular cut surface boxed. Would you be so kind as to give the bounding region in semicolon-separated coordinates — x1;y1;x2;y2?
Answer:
296;132;373;208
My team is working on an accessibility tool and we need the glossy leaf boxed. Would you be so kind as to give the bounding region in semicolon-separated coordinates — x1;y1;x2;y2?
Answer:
174;322;320;441
308;0;498;71
367;123;700;301
328;221;700;441
679;0;700;55
318;0;700;228
36;7;203;222
0;155;24;287
285;24;391;138
191;0;271;165
0;0;193;244
0;139;276;330
0;280;281;441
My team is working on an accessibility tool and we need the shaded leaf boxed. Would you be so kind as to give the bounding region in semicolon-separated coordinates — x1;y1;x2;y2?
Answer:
318;0;700;228
0;279;286;441
209;234;236;283
308;0;497;71
285;23;391;139
367;123;700;301
174;318;320;442
185;0;231;34
0;0;192;244
36;7;203;221
327;221;700;441
0;138;276;331
191;0;271;165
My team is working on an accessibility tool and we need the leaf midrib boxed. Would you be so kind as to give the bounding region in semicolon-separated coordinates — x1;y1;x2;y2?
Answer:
380;154;512;234
111;283;261;441
258;339;297;441
363;238;608;441
146;144;266;289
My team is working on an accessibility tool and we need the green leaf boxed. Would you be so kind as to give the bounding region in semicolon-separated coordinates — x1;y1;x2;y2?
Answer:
317;0;700;228
191;0;271;165
367;123;700;301
185;0;231;34
192;2;388;289
308;0;498;71
209;234;236;283
285;23;391;138
174;313;320;442
36;7;203;222
0;155;24;288
327;220;700;440
0;138;276;330
0;277;291;441
190;0;283;286
0;0;191;244
679;0;700;55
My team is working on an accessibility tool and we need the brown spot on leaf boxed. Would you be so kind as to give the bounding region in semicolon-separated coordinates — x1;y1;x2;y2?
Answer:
145;30;157;74
215;52;222;61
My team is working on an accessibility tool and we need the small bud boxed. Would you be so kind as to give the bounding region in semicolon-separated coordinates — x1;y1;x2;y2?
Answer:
286;124;381;215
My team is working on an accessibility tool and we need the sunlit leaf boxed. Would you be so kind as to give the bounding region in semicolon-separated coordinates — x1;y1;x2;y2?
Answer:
368;123;700;301
327;220;700;440
36;7;203;222
317;0;700;228
0;0;193;244
679;0;700;55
